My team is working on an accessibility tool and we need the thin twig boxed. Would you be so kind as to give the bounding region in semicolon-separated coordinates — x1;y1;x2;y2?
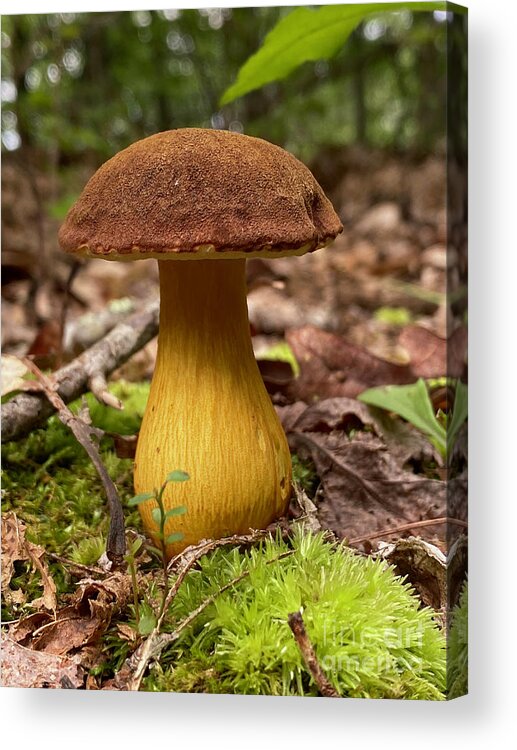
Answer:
348;516;468;546
2;302;159;443
88;372;123;410
21;358;126;566
288;611;340;698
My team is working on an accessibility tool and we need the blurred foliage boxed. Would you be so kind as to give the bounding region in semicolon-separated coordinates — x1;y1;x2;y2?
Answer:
1;6;462;171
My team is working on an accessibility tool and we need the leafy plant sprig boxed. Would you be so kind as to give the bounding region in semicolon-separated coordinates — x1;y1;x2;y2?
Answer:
127;470;189;633
359;378;468;461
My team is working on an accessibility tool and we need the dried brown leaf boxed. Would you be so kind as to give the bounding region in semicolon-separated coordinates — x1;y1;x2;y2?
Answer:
257;358;294;387
286;325;414;401
0;636;85;689
399;325;467;378
9;572;132;659
116;623;138;643
1;512;24;593
283;324;466;403
370;407;441;467
290;429;446;545
278;397;436;467
1;512;57;611
378;537;446;612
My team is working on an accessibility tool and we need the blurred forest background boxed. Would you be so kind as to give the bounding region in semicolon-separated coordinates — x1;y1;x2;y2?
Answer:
1;5;467;369
3;6;454;159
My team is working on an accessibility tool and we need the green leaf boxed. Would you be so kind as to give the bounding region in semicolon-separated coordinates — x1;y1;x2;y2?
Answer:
374;306;412;326
257;341;300;377
164;505;187;519
359;379;446;457
165;470;190;483
220;2;447;105
127;492;154;506
151;507;162;525
130;538;143;555
137;612;157;635
447;380;468;455
165;532;185;545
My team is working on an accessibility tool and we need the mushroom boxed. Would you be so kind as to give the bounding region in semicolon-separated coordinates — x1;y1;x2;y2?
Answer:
59;128;342;558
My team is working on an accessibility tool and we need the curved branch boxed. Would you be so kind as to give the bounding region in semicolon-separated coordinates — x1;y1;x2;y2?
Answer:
2;302;159;443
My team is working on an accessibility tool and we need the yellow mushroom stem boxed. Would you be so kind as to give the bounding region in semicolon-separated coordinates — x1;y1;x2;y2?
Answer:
134;258;292;559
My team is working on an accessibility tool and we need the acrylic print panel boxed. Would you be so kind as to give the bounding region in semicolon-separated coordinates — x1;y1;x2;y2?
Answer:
1;3;467;699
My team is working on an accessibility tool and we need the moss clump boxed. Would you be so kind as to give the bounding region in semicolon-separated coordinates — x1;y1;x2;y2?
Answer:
291;454;318;496
144;528;446;699
2;416;136;554
1;386;143;619
447;584;468;698
86;380;150;435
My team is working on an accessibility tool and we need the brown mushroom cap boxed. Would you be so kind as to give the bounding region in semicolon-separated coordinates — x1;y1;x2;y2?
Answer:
58;128;342;260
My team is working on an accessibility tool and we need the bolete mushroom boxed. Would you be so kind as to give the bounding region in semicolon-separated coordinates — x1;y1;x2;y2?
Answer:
59;128;342;558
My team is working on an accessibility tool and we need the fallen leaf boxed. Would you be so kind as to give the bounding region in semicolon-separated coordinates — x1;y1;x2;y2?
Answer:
366;407;440;467
1;512;57;612
9;572;132;660
257;359;294;388
116;623;138;643
277;397;438;468
358;379;446;458
0;636;85;689
378;537;446;612
399;325;467;378
279;396;377;434
282;325;466;403
291;430;446;544
286;325;414;400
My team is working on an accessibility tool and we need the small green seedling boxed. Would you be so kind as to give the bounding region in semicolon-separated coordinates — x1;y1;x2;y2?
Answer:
128;470;189;630
124;536;144;626
128;469;189;550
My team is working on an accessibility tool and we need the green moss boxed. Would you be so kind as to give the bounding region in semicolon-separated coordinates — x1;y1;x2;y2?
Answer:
2;383;447;699
447;584;468;698
374;306;413;326
1;384;145;619
291;454;318;496
2;416;136;554
87;380;150;435
143;528;446;699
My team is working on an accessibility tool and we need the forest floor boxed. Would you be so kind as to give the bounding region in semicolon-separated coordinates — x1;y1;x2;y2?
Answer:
1;148;467;696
